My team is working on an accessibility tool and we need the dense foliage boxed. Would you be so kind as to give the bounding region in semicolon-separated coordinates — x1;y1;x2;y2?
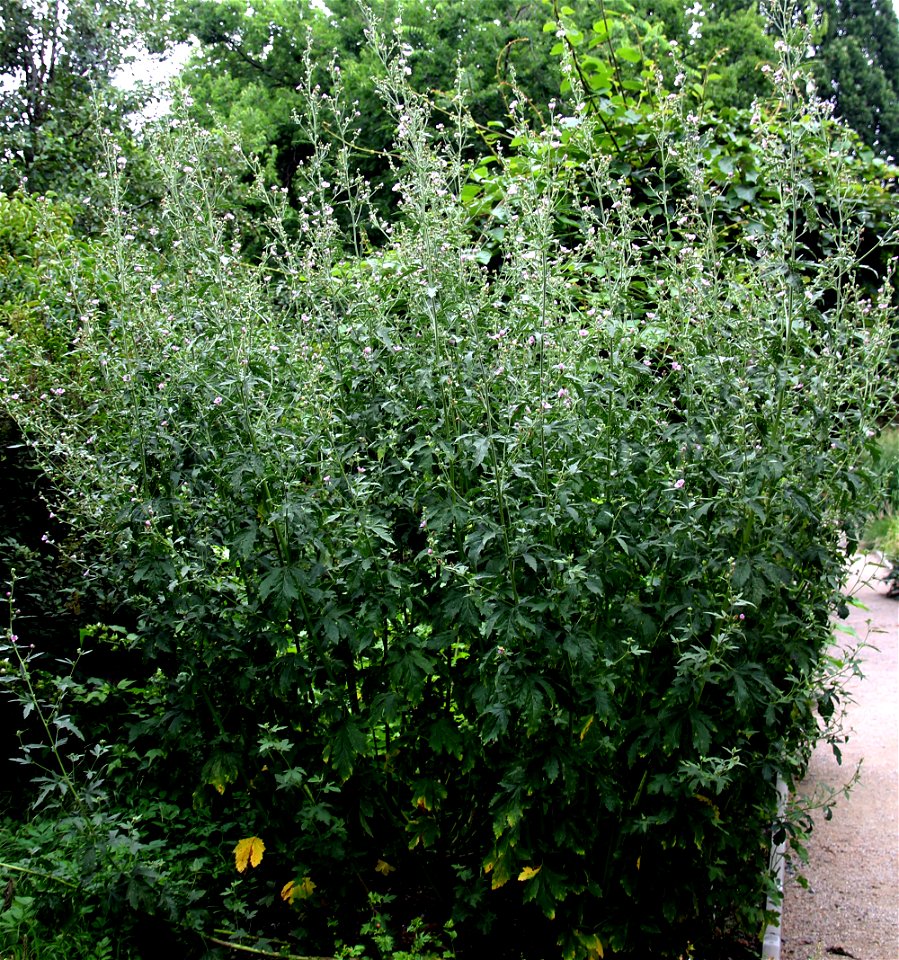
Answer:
2;9;896;958
2;3;898;959
0;0;178;201
170;0;899;206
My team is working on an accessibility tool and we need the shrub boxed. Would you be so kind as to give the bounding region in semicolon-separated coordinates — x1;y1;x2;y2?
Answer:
1;12;894;959
863;427;899;582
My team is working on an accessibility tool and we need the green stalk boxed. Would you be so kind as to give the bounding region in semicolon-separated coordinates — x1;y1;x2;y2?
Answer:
5;577;93;826
0;862;78;889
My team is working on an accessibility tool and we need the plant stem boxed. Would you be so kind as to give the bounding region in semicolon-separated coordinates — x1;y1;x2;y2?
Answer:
0;862;78;889
205;935;332;960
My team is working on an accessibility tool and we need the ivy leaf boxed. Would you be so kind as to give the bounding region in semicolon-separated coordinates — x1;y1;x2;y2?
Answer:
234;836;265;873
717;155;736;177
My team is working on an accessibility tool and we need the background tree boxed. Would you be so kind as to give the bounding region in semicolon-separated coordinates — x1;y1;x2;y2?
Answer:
174;0;559;193
686;0;776;108
0;0;174;199
812;0;899;158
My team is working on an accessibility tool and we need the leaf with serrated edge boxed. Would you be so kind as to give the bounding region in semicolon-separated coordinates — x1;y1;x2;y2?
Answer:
234;836;265;873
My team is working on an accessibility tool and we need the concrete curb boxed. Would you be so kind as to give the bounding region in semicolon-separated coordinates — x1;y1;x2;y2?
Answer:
761;773;788;960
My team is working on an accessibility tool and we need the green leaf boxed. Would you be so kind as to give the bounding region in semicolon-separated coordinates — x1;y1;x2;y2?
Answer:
472;435;490;468
324;719;367;781
544;755;560;782
592;19;610;41
588;63;614;90
717;155;736;177
616;45;642;63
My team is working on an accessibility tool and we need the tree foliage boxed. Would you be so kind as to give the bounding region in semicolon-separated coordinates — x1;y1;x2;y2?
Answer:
813;0;899;158
174;0;559;194
0;0;173;198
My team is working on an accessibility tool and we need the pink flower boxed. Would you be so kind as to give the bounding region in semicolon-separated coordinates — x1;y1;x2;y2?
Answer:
213;396;223;405
674;478;685;489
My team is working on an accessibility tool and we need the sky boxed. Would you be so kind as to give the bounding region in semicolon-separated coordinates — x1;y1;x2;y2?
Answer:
112;41;195;121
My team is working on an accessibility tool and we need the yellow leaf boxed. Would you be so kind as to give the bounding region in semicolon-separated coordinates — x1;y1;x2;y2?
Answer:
281;876;316;903
579;933;604;959
203;754;238;795
518;865;542;881
486;852;513;890
375;859;396;876
693;793;720;820
296;876;316;899
234;836;265;873
579;715;594;741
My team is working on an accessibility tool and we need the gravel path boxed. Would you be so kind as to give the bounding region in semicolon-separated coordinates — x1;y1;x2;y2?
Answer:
781;556;899;960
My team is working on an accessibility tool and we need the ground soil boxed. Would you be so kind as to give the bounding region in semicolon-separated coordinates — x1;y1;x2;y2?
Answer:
781;556;899;960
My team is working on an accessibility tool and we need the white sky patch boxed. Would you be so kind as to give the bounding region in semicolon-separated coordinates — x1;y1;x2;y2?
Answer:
112;41;195;122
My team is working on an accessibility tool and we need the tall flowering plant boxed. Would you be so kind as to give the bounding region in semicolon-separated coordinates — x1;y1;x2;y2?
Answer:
1;13;895;959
